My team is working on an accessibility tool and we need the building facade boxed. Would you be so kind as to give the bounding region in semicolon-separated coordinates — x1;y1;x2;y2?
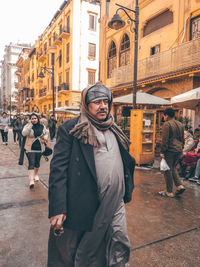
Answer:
100;0;200;101
0;43;31;112
15;0;100;114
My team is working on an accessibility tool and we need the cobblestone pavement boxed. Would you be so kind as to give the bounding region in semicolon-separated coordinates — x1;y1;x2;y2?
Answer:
0;130;200;266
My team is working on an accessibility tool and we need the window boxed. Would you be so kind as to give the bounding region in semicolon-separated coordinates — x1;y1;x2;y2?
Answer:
107;41;117;78
119;34;130;67
66;15;70;33
88;43;96;59
150;44;160;55
59;24;62;35
66;71;69;90
88;70;96;85
51;53;55;66
59;75;62;85
106;0;110;15
191;16;200;40
89;14;97;31
48;104;51;110
66;43;70;63
44;43;47;54
49;37;51;47
59;50;62;67
32;73;34;82
65;100;69;106
44;105;47;114
143;9;173;37
58;101;62;107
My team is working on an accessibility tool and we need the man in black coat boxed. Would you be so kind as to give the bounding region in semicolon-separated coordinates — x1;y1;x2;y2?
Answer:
48;84;135;267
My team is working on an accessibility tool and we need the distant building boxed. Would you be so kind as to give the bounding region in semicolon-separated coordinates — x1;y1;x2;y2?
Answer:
0;43;31;112
15;0;100;114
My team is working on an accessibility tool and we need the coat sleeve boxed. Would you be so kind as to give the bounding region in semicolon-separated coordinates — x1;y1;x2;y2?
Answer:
48;123;73;218
22;123;32;136
161;122;169;153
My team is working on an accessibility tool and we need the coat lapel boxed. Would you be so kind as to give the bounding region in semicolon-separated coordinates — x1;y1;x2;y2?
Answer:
79;141;97;183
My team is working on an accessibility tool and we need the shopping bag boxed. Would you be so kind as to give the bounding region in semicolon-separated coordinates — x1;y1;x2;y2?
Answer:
160;158;170;171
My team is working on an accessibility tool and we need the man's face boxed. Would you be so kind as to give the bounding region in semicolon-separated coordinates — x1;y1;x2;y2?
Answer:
2;113;6;118
20;115;24;120
88;99;109;121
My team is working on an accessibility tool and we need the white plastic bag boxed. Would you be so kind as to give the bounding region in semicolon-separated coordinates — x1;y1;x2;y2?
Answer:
160;158;170;171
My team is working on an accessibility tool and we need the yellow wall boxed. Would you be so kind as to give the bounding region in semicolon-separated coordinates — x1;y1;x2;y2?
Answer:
100;0;200;88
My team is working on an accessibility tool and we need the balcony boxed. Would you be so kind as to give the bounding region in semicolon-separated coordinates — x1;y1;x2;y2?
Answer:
39;88;47;97
38;51;47;62
57;83;69;91
59;26;70;39
53;34;62;46
47;44;57;53
110;37;200;87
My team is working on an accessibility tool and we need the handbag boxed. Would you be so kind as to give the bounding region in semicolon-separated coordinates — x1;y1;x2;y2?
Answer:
42;143;53;156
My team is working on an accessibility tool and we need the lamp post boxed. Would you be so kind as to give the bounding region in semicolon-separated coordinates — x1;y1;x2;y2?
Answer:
38;65;55;116
108;1;139;109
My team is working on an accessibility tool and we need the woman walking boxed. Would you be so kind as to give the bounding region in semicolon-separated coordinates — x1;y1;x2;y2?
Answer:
22;113;48;189
11;115;18;144
0;112;10;145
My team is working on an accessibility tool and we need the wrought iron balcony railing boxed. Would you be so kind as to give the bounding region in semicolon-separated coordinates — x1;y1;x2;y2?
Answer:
110;37;200;87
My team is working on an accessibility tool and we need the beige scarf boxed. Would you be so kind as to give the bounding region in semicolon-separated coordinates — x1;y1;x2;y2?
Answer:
70;88;130;150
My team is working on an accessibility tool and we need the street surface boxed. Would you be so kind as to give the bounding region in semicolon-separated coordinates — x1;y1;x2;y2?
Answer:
0;130;200;266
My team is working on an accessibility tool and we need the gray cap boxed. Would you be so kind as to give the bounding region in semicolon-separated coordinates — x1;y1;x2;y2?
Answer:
85;85;112;105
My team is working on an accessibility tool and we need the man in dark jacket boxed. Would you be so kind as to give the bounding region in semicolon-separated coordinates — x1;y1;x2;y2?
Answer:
48;115;57;141
160;108;185;197
16;114;28;147
48;84;135;267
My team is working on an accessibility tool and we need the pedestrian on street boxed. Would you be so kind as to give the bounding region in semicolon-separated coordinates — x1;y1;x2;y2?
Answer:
16;114;28;147
0;112;10;145
48;114;57;141
48;84;135;267
22;113;48;189
159;108;185;198
11;115;18;144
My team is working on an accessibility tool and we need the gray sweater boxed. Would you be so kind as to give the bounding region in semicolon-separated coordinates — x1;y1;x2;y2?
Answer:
0;117;10;130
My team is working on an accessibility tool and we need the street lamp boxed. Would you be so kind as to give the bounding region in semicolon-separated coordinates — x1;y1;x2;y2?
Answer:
108;1;139;109
38;65;55;116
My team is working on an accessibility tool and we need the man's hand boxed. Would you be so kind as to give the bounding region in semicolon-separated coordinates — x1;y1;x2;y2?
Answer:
160;153;164;158
50;214;66;236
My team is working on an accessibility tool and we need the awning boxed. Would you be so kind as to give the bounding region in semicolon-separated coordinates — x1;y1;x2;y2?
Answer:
113;91;170;105
171;87;200;110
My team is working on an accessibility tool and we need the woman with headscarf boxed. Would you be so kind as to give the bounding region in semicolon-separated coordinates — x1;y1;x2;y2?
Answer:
22;113;48;189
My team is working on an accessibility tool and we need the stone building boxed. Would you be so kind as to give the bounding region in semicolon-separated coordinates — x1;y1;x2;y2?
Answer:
0;43;31;112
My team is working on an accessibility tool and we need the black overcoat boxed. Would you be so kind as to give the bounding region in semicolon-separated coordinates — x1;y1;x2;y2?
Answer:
48;117;135;232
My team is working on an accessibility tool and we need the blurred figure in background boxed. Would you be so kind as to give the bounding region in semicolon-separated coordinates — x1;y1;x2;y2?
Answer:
11;115;18;144
0;112;10;145
16;114;28;147
48;115;57;141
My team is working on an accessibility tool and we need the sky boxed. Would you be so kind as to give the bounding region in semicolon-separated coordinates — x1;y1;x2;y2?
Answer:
0;0;65;61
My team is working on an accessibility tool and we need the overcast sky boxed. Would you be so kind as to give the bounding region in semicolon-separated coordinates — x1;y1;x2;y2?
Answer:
0;0;65;61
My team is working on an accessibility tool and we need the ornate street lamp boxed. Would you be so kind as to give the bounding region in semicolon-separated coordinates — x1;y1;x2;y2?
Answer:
38;65;55;116
108;1;139;109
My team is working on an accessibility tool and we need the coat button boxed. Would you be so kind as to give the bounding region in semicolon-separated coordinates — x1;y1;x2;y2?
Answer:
77;172;81;176
76;157;79;162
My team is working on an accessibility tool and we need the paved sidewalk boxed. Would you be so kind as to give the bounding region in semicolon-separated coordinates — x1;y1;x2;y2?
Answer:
0;130;200;266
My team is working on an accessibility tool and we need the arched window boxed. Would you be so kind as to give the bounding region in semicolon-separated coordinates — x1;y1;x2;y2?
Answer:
119;34;130;67
107;41;117;78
